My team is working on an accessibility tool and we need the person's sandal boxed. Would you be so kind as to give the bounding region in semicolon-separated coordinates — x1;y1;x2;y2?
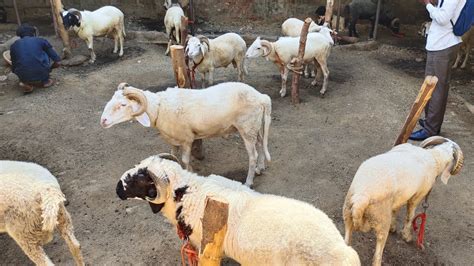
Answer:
42;79;55;88
19;82;34;93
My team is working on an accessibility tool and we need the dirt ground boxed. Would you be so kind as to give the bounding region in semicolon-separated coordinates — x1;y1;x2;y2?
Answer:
0;22;473;265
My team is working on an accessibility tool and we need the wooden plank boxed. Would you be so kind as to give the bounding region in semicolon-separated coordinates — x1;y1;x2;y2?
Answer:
199;197;229;266
290;17;312;104
394;76;438;146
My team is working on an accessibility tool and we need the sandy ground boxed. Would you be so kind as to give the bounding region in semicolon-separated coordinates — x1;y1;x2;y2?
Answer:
0;23;473;265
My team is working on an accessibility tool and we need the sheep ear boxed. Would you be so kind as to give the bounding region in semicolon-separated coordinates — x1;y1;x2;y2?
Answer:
440;161;453;185
135;113;151;127
200;45;207;56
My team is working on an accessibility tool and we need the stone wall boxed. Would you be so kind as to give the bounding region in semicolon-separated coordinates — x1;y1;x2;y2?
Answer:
1;0;429;26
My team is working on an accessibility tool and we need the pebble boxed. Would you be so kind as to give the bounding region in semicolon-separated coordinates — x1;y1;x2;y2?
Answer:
415;57;423;62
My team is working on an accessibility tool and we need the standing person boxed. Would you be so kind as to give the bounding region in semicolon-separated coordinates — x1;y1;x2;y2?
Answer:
10;24;61;93
409;0;465;141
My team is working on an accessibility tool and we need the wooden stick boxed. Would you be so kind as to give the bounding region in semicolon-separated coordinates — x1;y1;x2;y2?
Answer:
12;0;21;26
50;0;72;58
373;0;382;40
394;76;438;146
324;0;334;27
290;17;312;104
49;0;59;38
199;197;229;266
170;44;204;159
180;16;188;46
335;0;342;32
188;0;195;35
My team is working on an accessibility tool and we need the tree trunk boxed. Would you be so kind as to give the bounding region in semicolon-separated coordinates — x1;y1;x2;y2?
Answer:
199;197;229;266
394;76;438;146
290;17;312;104
50;0;72;58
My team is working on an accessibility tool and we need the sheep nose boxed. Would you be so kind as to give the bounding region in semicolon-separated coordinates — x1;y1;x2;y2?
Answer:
100;118;108;127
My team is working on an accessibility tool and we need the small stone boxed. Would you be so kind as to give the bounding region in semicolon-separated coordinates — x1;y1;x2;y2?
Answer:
0;75;6;81
415;57;423;62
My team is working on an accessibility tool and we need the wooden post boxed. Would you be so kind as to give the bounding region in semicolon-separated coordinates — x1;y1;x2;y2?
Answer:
324;0;334;27
290;17;312;104
188;0;195;35
12;0;21;26
394;76;438;146
170;45;204;159
50;0;72;58
180;16;188;46
199;197;229;266
335;0;342;32
373;0;382;40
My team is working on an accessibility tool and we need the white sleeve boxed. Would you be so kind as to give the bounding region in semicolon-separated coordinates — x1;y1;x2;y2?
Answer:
426;0;459;26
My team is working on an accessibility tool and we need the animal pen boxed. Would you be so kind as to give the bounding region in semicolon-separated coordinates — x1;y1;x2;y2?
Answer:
0;0;472;265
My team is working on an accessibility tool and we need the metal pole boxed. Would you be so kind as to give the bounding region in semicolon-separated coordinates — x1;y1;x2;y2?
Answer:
12;0;21;26
373;0;382;40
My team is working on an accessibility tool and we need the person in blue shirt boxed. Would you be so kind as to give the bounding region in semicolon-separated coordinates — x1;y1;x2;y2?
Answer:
10;24;61;93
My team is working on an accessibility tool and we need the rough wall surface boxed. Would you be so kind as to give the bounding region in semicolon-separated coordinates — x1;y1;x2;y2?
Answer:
1;0;429;26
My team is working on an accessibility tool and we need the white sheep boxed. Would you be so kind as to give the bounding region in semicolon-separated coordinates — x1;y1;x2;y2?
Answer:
246;28;333;97
185;33;248;87
163;3;185;55
100;82;271;187
0;160;84;266
343;137;464;266
281;18;323;37
116;153;361;266
61;6;126;63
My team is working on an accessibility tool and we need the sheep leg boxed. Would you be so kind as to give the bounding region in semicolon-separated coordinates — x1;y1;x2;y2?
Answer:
181;143;193;172
452;52;461;68
460;48;469;69
18;242;53;266
255;132;265;175
401;196;423;242
113;35;118;54
118;31;124;57
344;220;353;245
85;36;96;63
373;227;389;266
236;59;244;82
240;132;258;187
171;145;180;157
165;39;172;55
201;72;207;88
208;68;215;86
311;59;322;86
57;205;85;266
279;66;289;98
304;64;310;78
390;207;401;233
315;56;330;95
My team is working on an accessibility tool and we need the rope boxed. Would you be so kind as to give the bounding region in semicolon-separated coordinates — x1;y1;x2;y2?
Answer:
412;190;431;250
177;225;199;266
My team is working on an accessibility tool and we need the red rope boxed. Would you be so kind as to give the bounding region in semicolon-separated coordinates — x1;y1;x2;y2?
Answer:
177;225;199;266
412;212;427;250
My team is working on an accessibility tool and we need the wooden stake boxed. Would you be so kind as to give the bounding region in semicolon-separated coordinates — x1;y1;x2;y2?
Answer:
324;0;334;27
290;17;312;104
394;76;438;146
12;0;21;26
180;16;188;46
188;0;195;35
170;44;204;159
199;197;229;266
50;0;72;58
373;0;382;40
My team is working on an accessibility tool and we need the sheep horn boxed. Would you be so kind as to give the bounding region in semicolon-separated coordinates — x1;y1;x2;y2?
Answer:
146;170;170;203
158;153;180;164
391;18;400;28
123;87;147;117
197;35;210;51
117;82;129;90
419;136;448;148
449;141;464;175
260;39;273;57
420;136;464;175
67;8;82;21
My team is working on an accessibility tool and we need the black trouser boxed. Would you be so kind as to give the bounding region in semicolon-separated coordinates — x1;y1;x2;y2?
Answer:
424;43;460;135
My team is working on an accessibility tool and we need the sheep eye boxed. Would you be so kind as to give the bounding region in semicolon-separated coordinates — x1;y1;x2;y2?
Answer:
120;103;127;107
257;47;261;50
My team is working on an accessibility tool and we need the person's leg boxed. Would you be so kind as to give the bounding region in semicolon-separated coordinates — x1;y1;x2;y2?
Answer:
424;44;459;135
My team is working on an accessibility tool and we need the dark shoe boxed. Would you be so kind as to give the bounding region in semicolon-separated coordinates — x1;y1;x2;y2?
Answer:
418;119;440;134
409;129;431;141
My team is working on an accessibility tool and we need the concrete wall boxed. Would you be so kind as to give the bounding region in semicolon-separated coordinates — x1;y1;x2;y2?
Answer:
1;0;429;26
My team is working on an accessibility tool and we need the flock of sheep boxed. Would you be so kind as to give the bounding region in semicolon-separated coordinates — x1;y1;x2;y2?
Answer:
0;1;468;266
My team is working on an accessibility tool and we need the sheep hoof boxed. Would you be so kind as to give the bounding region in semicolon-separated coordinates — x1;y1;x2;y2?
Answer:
311;80;319;86
460;64;466;69
402;231;413;242
279;90;286;98
390;226;397;233
319;89;326;96
244;182;253;189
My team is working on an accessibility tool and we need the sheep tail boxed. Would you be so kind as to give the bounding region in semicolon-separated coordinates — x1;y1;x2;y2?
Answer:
262;95;272;162
40;187;66;232
351;194;369;229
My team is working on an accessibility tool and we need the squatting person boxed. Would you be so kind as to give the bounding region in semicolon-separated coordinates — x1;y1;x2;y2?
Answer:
10;24;61;93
